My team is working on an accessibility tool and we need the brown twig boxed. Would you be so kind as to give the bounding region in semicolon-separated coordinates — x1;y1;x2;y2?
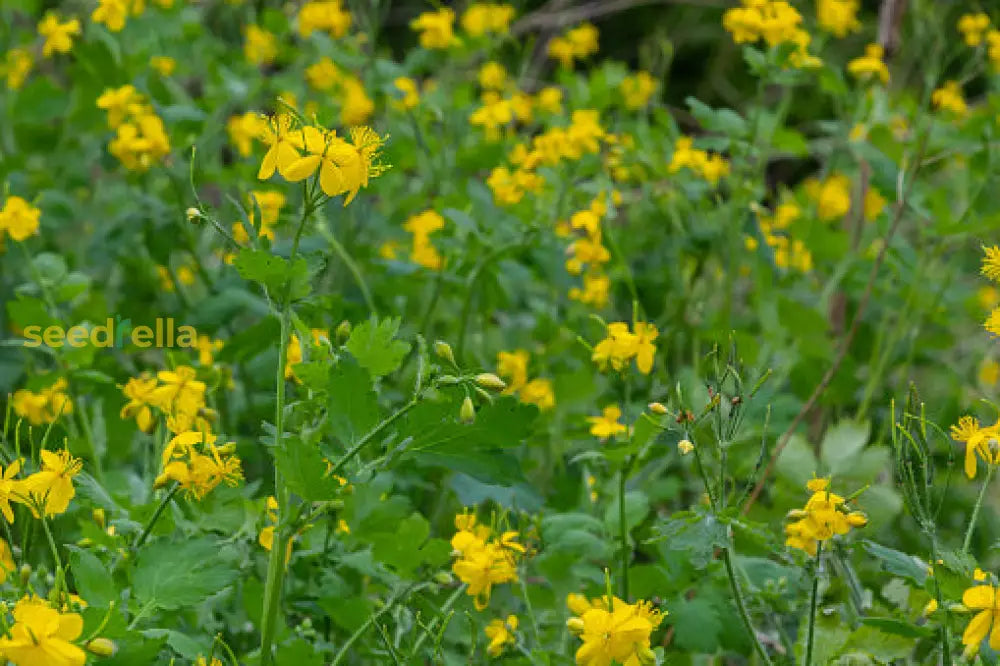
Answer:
510;0;726;37
742;129;931;515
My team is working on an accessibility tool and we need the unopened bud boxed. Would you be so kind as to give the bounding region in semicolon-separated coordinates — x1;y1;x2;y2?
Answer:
19;564;30;587
460;396;476;424
677;439;693;455
846;512;868;527
198;408;219;423
475;373;507;391
648;402;667;415
437;375;460;385
434;341;456;366
86;638;116;657
433;571;454;585
335;320;352;343
76;537;94;548
92;508;106;529
185;207;201;222
922;598;938;617
566;618;585;635
785;509;808;521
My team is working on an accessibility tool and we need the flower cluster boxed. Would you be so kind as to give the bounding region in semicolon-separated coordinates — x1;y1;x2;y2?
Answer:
563;193;619;308
982;246;1000;338
803;172;851;221
410;8;459;50
784;478;867;556
120;366;211;435
97;84;171;171
847;44;890;83
12;378;72;426
957;13;1000;71
154;431;244;500
753;202;813;273
587;405;627;440
484;615;518;656
566;593;664;666
0;195;41;248
462;3;516;38
816;0;861;38
668;137;730;186
450;511;524;610
932;81;968;116
548;23;599;68
257;112;387;205
1;48;32;90
722;1;819;68
496;349;556;411
620;71;658;110
592;322;658;375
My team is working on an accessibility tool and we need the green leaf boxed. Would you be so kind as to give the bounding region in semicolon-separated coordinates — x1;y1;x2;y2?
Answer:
345;317;411;377
860;541;927;586
605;491;651;533
845;624;916;661
685;97;748;138
668;597;721;653
328;356;380;447
367;512;432;575
67;547;116;608
859;617;933;640
275;435;344;501
234;249;311;300
821;420;870;474
133;538;237;610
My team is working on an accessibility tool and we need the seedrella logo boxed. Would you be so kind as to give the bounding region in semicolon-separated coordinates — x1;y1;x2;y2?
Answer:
23;315;198;349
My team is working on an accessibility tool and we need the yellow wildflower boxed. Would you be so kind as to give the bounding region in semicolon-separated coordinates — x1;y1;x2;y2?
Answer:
155;431;243;500
149;55;176;76
478;61;507;91
461;3;515;37
568;594;664;666
620;71;658;110
485;615;518;657
3;48;33;90
21;449;83;517
961;582;1000;657
847;43;889;83
393;77;420;110
38;13;81;58
411;8;458;49
587;405;627;439
0;596;86;666
12;379;72;426
227;112;267;158
816;0;860;38
932;81;968;116
120;374;159;433
92;0;129;31
958;13;991;47
244;25;277;65
297;1;352;39
0;196;41;242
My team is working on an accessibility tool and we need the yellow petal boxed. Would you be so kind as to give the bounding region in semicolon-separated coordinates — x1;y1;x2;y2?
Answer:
964;585;996;610
283;155;321;182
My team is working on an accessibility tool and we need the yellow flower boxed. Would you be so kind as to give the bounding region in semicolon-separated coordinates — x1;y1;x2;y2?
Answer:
450;512;521;610
306;57;342;91
485;615;518;657
804;173;851;221
227;112;267;158
568;271;610;308
155;431;243;500
678;439;694;455
0;461;22;524
847;43;889;83
0;196;41;242
257;113;305;181
548;23;599;67
536;86;563;115
0;538;14;582
983;246;1000;283
297;1;352;39
620;71;657;110
958;13;991;47
196;657;224;666
244;25;277;65
863;188;887;221
520;378;555;411
196;335;224;366
149;55;176;76
980;360;1000;387
932;81;968;116
149;366;206;422
592;322;657;374
951;416;1000;479
461;3;515;37
92;0;130;32
568;595;664;666
3;48;33;90
816;0;860;38
470;94;513;140
0;596;86;666
338;76;374;126
392;77;420;110
479;62;507;90
285;329;330;380
12;379;72;426
120;374;159;433
497;350;530;393
283;126;387;204
38;13;81;58
785;478;866;555
587;405;627;439
962;582;1000;657
21;450;83;517
411;8;458;49
96;84;141;129
668;136;729;185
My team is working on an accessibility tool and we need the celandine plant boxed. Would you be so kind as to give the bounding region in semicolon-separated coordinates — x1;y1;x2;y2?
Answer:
2;0;1000;664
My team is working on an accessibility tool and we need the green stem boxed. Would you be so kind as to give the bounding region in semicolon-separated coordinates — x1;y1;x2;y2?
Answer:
330;582;429;665
805;542;823;666
325;399;420;479
259;192;316;666
133;484;180;551
38;513;63;595
963;464;994;553
410;585;465;657
928;536;952;664
618;462;630;600
319;223;378;315
722;546;773;666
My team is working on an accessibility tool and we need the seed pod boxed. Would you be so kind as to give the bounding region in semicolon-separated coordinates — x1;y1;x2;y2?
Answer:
433;340;456;366
460;396;476;424
475;373;507;391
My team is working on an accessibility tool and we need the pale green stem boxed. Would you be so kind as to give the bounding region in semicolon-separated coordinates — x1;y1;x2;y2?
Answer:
804;542;823;666
963;464;994;554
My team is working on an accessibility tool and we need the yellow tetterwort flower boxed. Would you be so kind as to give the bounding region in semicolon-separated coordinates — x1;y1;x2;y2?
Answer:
461;3;515;37
932;81;968;116
620;71;657;110
244;25;277;65
592;321;658;375
403;209;445;270
587;405;627;439
92;0;130;32
21;449;83;517
2;48;33;90
484;615;518;656
548;23;599;68
566;593;664;666
37;12;81;58
155;431;244;500
12;378;72;426
120;373;159;433
804;172;851;221
961;579;1000;658
784;478;867;556
958;13;991;47
816;0;861;38
450;510;523;610
0;195;42;242
411;8;459;49
847;43;889;83
981;246;1000;338
297;0;352;39
951;416;1000;479
0;595;87;666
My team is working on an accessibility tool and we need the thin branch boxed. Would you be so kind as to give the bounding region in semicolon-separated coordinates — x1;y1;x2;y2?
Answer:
510;0;725;36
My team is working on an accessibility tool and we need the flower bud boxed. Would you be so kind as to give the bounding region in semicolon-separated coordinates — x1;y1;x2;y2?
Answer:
677;439;694;455
92;508;106;530
185;207;201;222
437;375;460;385
922;598;938;617
648;402;667;415
566;618;585;635
86;638;117;657
434;340;456;366
846;512;868;527
335;320;352;343
785;509;808;521
19;564;31;587
475;373;507;391
460;396;476;424
433;571;454;585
